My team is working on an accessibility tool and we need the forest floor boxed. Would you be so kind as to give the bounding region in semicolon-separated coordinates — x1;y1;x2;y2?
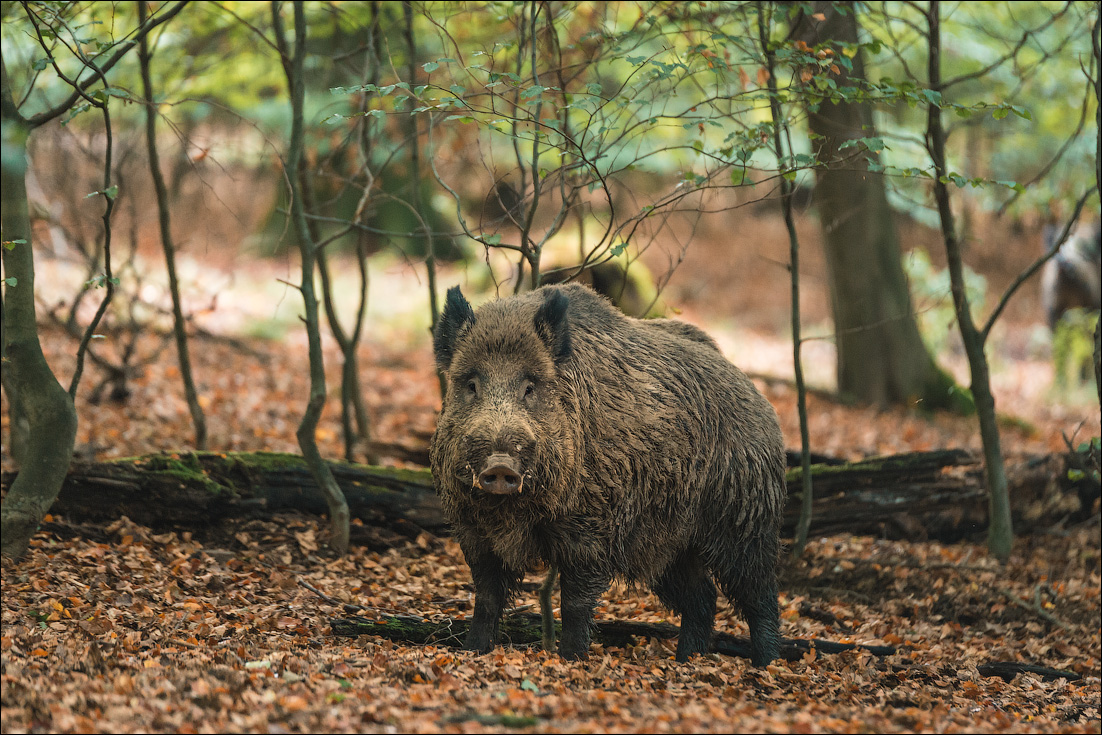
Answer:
2;208;1101;732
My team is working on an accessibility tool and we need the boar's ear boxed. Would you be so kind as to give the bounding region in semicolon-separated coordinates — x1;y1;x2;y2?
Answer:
534;288;572;366
434;286;476;371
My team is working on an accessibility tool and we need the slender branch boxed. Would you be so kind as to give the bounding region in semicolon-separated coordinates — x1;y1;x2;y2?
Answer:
941;1;1074;90
67;85;115;399
982;187;1097;340
23;1;189;129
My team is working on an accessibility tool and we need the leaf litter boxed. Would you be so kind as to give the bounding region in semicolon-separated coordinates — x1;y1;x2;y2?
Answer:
1;294;1100;733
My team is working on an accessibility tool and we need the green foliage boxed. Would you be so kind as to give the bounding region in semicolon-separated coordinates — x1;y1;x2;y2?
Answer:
904;248;987;357
860;1;1096;217
1051;308;1101;390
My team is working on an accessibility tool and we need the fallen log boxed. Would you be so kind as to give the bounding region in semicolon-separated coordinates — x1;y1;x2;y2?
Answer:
2;447;1096;543
21;452;447;534
328;612;897;662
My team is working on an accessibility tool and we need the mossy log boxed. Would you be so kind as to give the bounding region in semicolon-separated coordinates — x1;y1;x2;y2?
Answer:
1;448;1095;542
329;612;897;662
5;452;446;534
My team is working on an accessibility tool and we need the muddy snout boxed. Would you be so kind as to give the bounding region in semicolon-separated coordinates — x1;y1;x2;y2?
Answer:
476;453;524;495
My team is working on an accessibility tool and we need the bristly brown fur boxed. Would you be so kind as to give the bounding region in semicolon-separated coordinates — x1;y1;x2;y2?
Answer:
430;283;786;665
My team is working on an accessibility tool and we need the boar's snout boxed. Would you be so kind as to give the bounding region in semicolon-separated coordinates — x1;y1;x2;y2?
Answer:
477;453;524;495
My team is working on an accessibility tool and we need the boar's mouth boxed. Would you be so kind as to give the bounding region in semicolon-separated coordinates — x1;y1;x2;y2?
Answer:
473;453;525;495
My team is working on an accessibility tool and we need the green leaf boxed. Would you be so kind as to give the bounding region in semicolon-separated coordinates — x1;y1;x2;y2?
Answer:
484;234;502;246
3;238;27;251
609;241;628;256
520;679;540;693
921;89;942;106
992;107;1009;120
33;57;50;72
994;180;1026;193
3;277;16;287
730;168;745;186
103;185;118;200
422;61;440;73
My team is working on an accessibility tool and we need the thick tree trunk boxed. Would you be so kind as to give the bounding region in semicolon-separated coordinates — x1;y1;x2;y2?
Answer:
6;449;1093;545
0;61;79;559
795;2;963;411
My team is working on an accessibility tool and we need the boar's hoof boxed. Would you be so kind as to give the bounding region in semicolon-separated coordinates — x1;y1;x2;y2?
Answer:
477;454;524;495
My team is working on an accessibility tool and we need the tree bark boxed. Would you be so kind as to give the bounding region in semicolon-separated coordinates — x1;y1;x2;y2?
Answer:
1093;7;1101;409
138;1;207;450
275;1;351;554
0;59;79;559
794;2;964;411
925;1;1013;562
760;2;815;558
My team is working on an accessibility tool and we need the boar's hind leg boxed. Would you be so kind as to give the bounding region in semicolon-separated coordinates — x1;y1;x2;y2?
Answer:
557;565;611;660
712;536;781;667
652;549;718;662
466;549;523;654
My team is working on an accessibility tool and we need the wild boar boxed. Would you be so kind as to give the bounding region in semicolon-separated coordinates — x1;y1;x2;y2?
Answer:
429;283;786;665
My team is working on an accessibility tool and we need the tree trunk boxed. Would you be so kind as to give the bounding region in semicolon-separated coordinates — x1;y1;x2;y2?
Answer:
0;60;79;560
276;1;351;554
138;2;207;451
795;2;964;411
925;1;1013;562
1093;7;1101;409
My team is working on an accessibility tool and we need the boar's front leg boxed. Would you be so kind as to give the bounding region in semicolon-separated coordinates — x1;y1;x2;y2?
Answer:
465;546;523;653
557;563;611;660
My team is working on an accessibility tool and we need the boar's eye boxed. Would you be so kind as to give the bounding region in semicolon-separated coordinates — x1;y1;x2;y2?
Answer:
464;375;480;397
522;381;535;401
